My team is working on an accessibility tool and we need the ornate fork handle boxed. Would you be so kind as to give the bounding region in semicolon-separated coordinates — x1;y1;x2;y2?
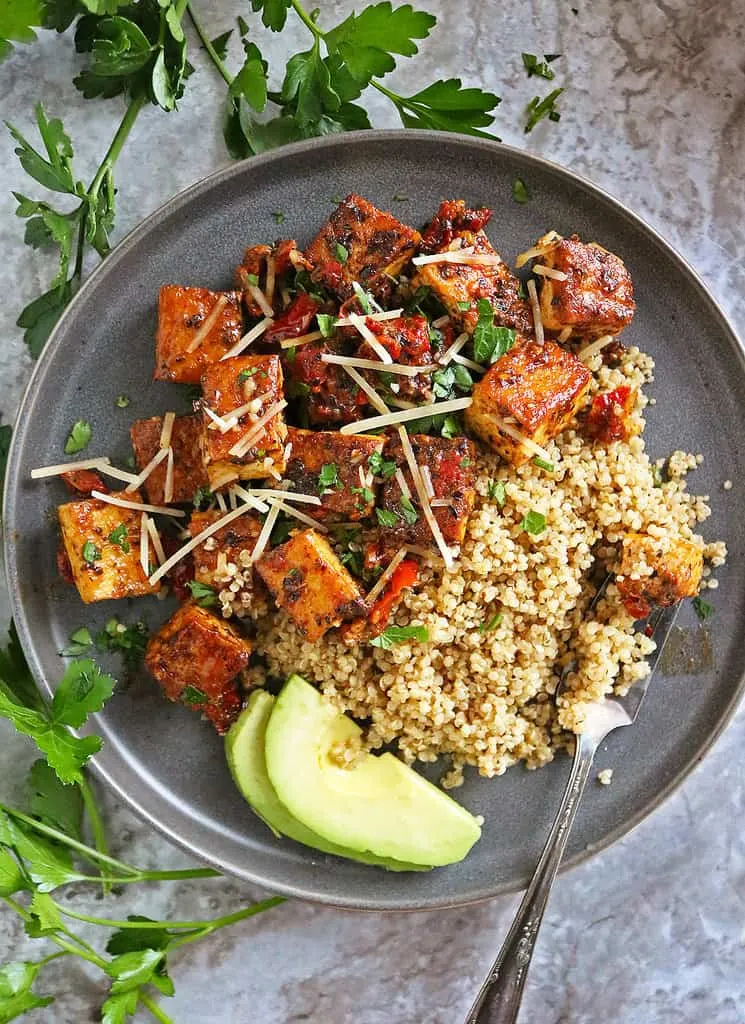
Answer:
466;731;598;1024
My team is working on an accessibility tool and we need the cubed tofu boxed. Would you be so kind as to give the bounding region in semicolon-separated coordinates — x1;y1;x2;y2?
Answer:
235;240;310;320
465;339;592;466
616;533;704;613
304;194;420;302
155;286;244;383
144;603;250;734
57;491;160;603
256;528;365;641
283;427;383;521
188;509;263;616
283;340;368;426
534;233;635;340
130;415;208;505
357;315;434;404
412;200;534;336
374;434;477;555
201;354;287;488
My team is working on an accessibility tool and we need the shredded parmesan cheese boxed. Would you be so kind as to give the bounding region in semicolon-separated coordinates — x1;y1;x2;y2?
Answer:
578;334;615;363
31;457;112;480
149;501;259;584
527;279;544;345
250;502;281;563
429;498;452;507
533;264;568;281
220;316;272;361
397;427;454;571
209;468;239;491
124;446;170;493
321;354;433;378
412;246;474;265
267;497;327;531
228;486;237;510
493;416;554;462
340;396;472;436
437;331;469;365
394;467;412;500
245;282;274;319
420;464;435;499
207;397;263;433
145;516;167;565
98;465;141;485
203;405;234;433
265;255;276;306
247;488;321;506
91;490;185;518
186;295;229;353
216;491;227;512
335;309;402;328
230;485;269;513
516;232;560;268
347;313;393;363
451;352;485;374
432;314;451;329
228;400;287;458
139;513;150;576
558;326;572;343
364;547;408;605
159;412;176;449
337;363;388;415
279;330;322;350
163;447;174;504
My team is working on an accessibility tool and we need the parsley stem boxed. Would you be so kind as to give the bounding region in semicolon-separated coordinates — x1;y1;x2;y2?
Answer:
186;3;234;87
166;897;285;949
57;896;285;931
78;774;113;896
139;993;175;1024
291;0;324;38
88;93;147;201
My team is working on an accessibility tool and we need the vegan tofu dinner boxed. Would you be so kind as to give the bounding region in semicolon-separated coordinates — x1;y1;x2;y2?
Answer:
36;194;725;868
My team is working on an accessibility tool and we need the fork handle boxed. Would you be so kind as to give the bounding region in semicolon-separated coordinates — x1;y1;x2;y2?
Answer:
465;732;598;1024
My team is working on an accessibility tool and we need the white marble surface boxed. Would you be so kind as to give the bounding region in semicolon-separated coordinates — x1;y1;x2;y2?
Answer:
1;1;745;1021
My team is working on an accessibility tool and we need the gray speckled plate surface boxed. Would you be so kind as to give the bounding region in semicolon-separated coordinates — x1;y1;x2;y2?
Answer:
5;131;745;911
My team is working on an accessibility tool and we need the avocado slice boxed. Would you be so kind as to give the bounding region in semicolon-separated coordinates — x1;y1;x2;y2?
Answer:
264;675;482;867
225;689;427;871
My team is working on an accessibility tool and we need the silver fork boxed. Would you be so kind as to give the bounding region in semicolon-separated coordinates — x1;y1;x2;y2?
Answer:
465;592;680;1024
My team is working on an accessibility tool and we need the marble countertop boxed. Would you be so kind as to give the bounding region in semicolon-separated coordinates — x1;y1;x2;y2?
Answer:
1;1;744;1021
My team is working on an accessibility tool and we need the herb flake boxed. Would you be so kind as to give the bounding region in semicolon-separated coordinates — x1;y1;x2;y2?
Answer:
64;420;91;455
370;625;429;649
521;510;547;535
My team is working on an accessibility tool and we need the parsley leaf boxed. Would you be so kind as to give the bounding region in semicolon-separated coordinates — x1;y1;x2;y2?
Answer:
181;685;209;706
316;313;337;338
81;541;101;564
479;613;503;634
512;177;530;204
114;394;130;408
692;596;714;621
368;450;397;478
533;457;554;472
0;810;85;891
375;508;399;527
370;625;429;649
60;627;93;657
399;495;418;524
385;78;501;138
249;0;293;32
525;88;564;133
521;52;557;80
335;242;349;263
472;300;517;364
187;580;218;607
0;959;54;1020
94;618;148;668
318;463;340;491
487;480;506;506
108;523;130;552
324;2;435;85
441;414;463;439
0;846;26;898
64;419;91;454
520;510;547;535
27;759;83;841
192;485;214;510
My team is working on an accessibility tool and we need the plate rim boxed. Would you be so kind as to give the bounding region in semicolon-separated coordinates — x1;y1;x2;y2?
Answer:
5;129;745;911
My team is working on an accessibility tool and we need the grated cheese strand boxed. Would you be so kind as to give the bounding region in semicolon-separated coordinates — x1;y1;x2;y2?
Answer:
124;446;170;493
533;264;568;282
558;326;572;343
203;404;234;433
98;464;141;485
335;309;402;327
220;316;272;361
394;467;412;500
578;334;615;363
91;490;185;518
31;457;111;480
412;246;475;266
429;498;452;507
337;363;389;415
527;279;544;345
230;484;269;513
364;547;408;605
516;232;561;269
432;314;451;329
207;397;264;433
186;295;229;353
145;516;167;566
216;491;227;512
163;447;174;504
228;400;288;458
266;497;328;533
420;464;435;499
347;313;393;363
265;255;276;306
246;282;274;319
493;416;554;462
397;427;454;571
247;488;321;506
321;353;434;378
228;486;237;510
340;396;473;436
279;330;322;350
437;331;470;365
451;352;485;374
250;502;281;563
148;501;259;584
209;468;240;491
140;513;150;576
159;411;176;449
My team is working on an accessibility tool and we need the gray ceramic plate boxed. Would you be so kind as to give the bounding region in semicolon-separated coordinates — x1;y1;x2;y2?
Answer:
5;131;745;911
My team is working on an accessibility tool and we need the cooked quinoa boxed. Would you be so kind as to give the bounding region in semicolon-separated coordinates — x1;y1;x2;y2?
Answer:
245;345;725;787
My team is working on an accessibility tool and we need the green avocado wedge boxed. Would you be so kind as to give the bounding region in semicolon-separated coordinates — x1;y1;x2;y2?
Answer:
264;675;482;867
225;689;428;871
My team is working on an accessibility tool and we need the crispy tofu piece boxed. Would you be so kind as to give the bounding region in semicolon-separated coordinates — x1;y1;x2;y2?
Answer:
57;491;160;603
304;194;420;302
201;355;287;488
616;533;704;612
373;434;477;555
235;240;310;320
130;415;208;505
188;509;263;615
412;200;533;336
144;603;250;733
534;233;635;340
154;286;244;383
256;528;365;641
465;339;592;466
283;427;383;521
357;315;434;404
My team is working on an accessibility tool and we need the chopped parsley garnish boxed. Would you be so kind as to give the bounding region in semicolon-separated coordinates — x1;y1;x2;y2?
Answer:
692;596;714;621
525;88;564;133
246;273;260;286
488;480;507;506
238;367;259;382
441;415;463;439
399;496;418;525
368;451;397;479
521;510;547;535
512;178;530;204
351;486;375;505
335;242;349;264
330;194;343;204
272;210;285;225
95;617;149;667
316;313;337;338
651;463;664;488
61;627;94;657
479;613;503;634
352;281;372;314
370;625;429;649
181;685;209;705
533;457;554;472
108;523;130;553
187;580;218;607
82;540;101;564
64;420;91;455
432;364;473;399
456;300;471;311
376;508;399;528
193;485;213;510
460;457;471;468
392;193;409;202
472;299;517;365
318;463;341;491
115;394;130;408
521;52;559;80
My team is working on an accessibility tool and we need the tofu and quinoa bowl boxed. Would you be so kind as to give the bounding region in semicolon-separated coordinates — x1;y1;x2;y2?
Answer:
34;194;725;866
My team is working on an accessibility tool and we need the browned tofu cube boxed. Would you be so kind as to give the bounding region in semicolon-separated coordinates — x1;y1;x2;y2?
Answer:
357;315;435;404
155;286;244;383
616;533;704;614
304;194;420;302
283;427;383;521
130;415;208;505
256;529;365;641
465;339;592;466
57;491;160;603
374;434;477;555
201;355;287;488
144;603;250;733
412;200;534;336
188;509;263;617
533;233;635;340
